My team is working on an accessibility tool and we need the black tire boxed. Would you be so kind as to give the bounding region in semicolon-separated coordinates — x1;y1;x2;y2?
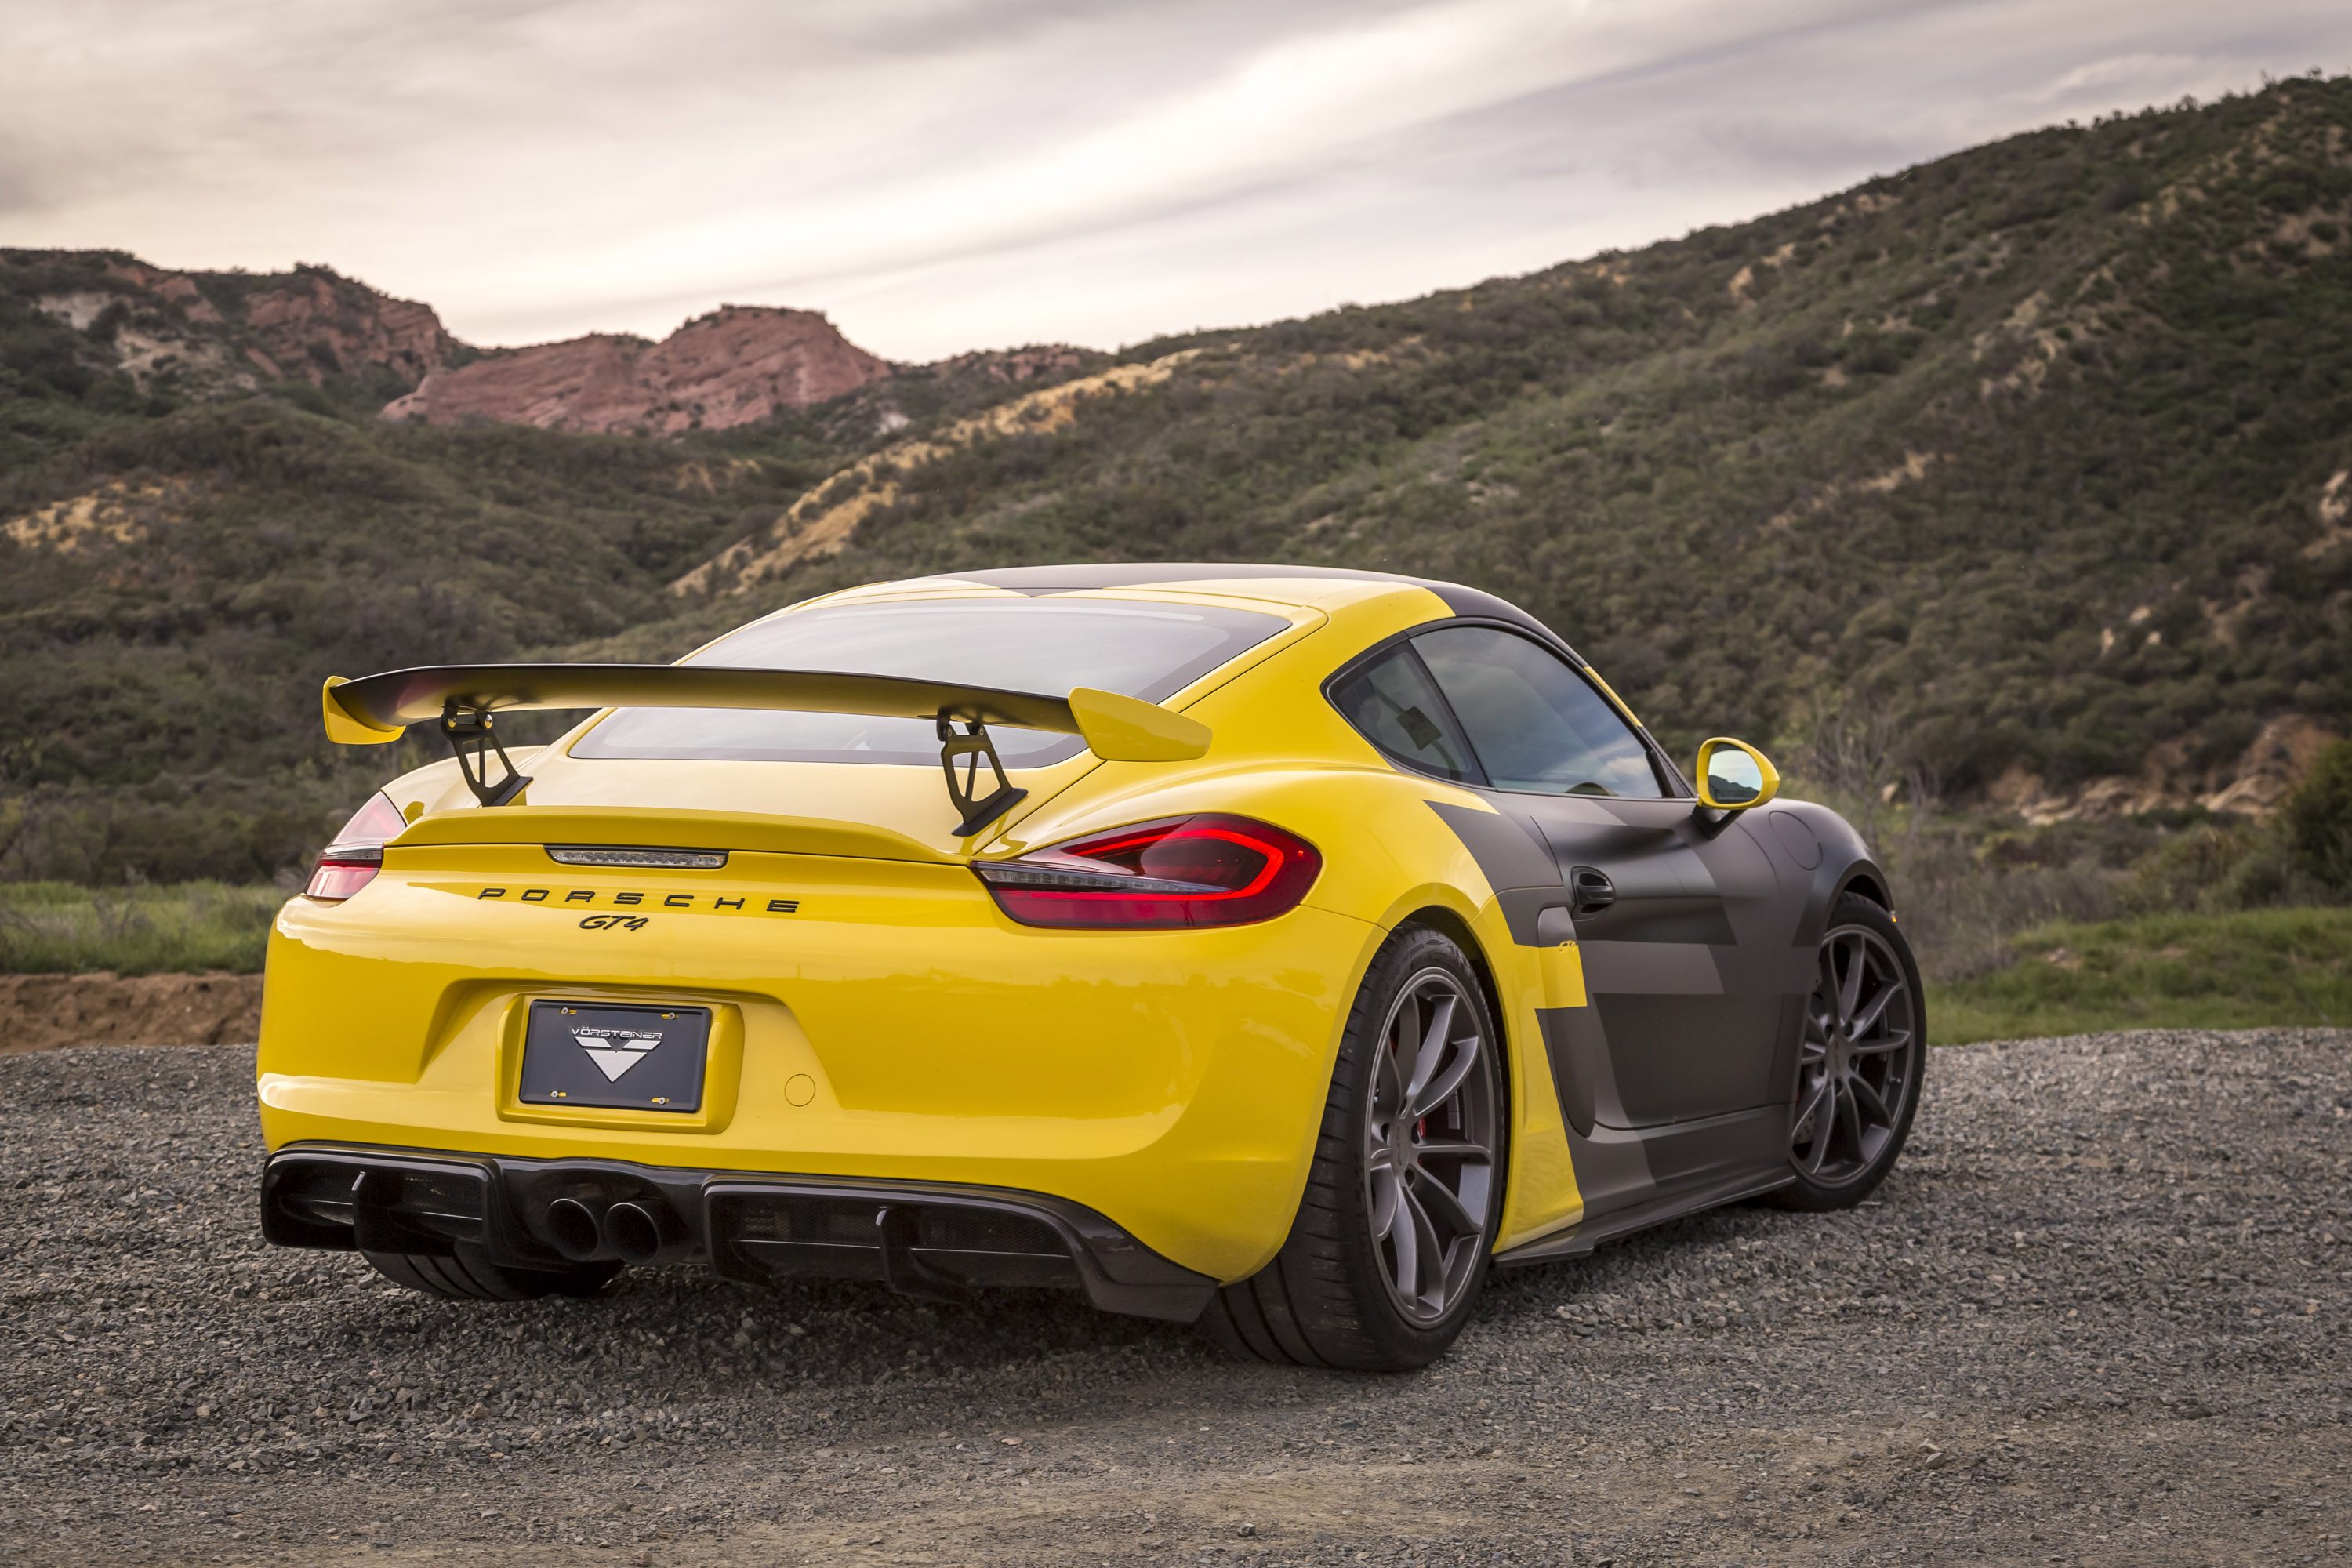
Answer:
1201;924;1506;1371
363;1244;624;1301
1769;892;1926;1212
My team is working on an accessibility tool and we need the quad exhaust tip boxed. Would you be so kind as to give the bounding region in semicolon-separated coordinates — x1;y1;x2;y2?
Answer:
604;1201;667;1264
545;1194;681;1265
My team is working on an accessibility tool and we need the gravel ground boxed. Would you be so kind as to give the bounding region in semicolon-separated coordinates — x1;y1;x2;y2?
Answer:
2;1029;2348;1567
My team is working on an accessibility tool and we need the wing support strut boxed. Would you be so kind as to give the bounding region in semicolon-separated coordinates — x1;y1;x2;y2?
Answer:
441;702;533;808
937;710;1028;839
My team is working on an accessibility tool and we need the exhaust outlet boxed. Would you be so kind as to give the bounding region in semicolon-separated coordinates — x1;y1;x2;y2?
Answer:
545;1196;605;1261
604;1200;681;1265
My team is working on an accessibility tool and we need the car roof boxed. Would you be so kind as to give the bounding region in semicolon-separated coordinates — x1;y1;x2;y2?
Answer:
890;562;1564;648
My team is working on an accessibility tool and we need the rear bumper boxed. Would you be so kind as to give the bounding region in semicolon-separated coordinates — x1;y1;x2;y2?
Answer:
261;1142;1217;1322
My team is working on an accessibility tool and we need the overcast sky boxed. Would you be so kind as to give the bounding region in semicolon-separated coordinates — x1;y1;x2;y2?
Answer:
8;1;2352;361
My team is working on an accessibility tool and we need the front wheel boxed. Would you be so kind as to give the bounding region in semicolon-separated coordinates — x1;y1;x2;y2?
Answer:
1770;893;1926;1211
1201;924;1505;1371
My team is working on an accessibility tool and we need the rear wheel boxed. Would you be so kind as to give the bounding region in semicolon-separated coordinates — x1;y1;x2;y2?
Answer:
1770;893;1926;1210
1201;925;1504;1371
363;1244;623;1301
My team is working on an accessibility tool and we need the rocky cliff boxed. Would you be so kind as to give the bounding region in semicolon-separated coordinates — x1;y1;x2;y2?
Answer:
5;252;464;399
379;305;894;435
2;252;892;438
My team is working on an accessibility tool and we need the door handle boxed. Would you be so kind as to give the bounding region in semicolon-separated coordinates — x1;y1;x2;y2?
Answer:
1570;866;1615;916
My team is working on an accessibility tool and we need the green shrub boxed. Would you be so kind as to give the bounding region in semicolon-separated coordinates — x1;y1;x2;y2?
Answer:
2281;738;2352;895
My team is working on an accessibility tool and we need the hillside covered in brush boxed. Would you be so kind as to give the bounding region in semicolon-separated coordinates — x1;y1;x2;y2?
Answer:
3;78;2350;882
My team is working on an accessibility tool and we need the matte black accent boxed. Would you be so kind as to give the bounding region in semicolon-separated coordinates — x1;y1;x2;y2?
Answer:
1494;1163;1796;1267
1425;802;1561;892
441;703;532;808
937;710;1028;837
873;1203;975;1305
1594;993;1788;1123
260;1145;1215;1322
1570;866;1615;915
1493;887;1573;946
1690;804;1739;840
1537;1007;1605;1138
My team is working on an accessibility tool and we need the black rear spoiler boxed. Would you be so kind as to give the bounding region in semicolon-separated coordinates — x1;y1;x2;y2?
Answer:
321;664;1210;838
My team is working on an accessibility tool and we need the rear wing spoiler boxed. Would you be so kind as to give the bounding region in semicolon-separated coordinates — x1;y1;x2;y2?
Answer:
321;663;1210;838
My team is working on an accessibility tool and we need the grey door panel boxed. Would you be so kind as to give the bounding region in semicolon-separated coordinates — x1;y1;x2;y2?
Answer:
1577;940;1723;993
1519;797;1779;1127
1592;993;1788;1123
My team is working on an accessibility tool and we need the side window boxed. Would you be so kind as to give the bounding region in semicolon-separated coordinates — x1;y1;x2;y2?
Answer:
1328;646;1480;782
1413;626;1666;798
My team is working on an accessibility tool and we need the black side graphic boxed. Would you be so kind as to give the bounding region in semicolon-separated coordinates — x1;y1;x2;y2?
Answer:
1425;800;1564;945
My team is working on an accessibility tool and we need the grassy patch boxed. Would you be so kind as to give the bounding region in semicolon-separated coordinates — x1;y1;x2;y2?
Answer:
0;882;283;975
1927;907;2352;1044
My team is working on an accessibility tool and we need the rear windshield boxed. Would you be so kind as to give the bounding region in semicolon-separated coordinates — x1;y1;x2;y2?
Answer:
571;597;1289;766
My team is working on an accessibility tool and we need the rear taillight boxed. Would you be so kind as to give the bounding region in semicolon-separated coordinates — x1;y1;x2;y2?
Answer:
303;792;408;902
974;814;1322;929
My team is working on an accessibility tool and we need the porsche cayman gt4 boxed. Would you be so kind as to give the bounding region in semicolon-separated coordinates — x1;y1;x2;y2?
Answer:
258;564;1925;1370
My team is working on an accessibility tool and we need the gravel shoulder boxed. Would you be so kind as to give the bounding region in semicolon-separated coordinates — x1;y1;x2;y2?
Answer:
3;1030;2348;1566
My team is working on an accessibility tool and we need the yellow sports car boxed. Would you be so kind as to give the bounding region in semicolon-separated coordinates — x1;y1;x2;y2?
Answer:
259;564;1923;1370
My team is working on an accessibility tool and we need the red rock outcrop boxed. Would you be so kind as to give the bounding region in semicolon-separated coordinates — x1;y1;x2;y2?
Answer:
234;269;460;385
381;305;894;435
100;260;463;385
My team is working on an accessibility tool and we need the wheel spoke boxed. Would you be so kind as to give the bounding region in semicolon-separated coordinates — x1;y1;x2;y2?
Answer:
1850;978;1901;1037
1409;1171;1481;1239
1370;1167;1400;1243
1410;1139;1489;1163
1399;1182;1444;1308
1388;1180;1425;1299
1790;1074;1832;1148
1408;1029;1481;1120
1836;934;1864;1025
1377;1029;1409;1122
1799;1078;1840;1177
1402;993;1457;1106
1847;1072;1893;1129
1834;1075;1867;1153
1849;1029;1911;1055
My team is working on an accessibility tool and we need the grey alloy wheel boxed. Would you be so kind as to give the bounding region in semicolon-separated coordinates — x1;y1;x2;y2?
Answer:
1361;965;1500;1325
1791;914;1921;1190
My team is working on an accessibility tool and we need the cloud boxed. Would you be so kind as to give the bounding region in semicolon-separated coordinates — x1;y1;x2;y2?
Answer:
5;0;2351;358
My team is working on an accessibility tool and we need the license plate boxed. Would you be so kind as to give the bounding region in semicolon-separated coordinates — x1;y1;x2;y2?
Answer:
519;1000;709;1112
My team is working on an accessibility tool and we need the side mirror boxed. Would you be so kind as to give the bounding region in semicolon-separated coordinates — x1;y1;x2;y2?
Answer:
1695;737;1780;811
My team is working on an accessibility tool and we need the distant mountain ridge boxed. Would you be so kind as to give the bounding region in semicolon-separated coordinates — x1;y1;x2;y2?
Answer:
379;305;895;435
2;77;2350;883
1;253;896;434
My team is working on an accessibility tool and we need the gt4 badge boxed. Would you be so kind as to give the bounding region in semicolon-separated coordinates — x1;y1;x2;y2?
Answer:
579;914;650;931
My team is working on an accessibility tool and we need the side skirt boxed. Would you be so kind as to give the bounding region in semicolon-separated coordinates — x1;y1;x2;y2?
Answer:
1491;1164;1794;1267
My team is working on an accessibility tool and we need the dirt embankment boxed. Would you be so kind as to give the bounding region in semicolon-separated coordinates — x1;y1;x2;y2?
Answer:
0;971;260;1054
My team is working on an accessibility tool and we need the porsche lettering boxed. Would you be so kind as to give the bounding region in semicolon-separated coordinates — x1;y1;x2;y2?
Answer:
470;887;800;913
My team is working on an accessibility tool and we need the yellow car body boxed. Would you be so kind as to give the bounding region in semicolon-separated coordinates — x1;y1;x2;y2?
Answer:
258;564;1910;1356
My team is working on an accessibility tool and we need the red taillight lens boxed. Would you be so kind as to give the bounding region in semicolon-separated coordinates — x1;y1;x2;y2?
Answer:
302;791;408;902
974;814;1322;929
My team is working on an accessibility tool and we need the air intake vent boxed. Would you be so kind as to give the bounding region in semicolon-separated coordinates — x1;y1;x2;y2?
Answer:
546;846;728;869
